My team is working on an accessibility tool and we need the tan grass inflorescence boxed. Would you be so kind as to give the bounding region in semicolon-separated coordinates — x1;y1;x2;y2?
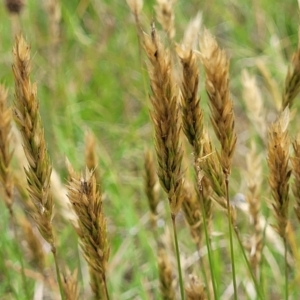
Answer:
66;162;110;299
267;108;291;238
143;23;184;217
199;29;237;177
12;35;55;247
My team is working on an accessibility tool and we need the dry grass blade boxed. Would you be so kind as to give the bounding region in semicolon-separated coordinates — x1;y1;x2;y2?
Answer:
267;107;291;238
0;85;14;213
143;23;184;216
158;247;176;300
12;35;54;246
199;29;237;176
66;161;110;299
282;26;300;109
291;134;300;222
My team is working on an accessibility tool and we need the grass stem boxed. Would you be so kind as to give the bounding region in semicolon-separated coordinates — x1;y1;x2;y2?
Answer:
198;189;218;299
225;176;237;300
284;237;288;300
52;245;65;300
171;214;185;300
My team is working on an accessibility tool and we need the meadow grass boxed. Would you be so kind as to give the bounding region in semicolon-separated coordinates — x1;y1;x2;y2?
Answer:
1;0;300;299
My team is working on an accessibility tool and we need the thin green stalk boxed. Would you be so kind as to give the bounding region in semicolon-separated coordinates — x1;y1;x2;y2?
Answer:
52;246;65;300
233;228;264;299
198;189;218;299
225;176;237;300
171;214;185;300
284;237;288;300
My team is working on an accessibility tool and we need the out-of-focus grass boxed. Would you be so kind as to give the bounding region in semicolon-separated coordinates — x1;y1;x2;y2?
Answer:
0;0;299;299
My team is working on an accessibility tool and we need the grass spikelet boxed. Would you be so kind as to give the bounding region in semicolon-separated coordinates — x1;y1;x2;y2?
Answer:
176;45;203;158
185;275;207;300
282;26;300;109
291;134;300;222
199;133;226;209
62;269;79;300
144;149;159;225
66;161;110;299
199;29;237;176
85;130;100;188
267;108;291;238
155;0;176;40
182;182;202;245
158;247;176;300
0;85;14;213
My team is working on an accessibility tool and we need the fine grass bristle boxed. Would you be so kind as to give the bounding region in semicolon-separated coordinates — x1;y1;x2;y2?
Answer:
66;161;110;299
